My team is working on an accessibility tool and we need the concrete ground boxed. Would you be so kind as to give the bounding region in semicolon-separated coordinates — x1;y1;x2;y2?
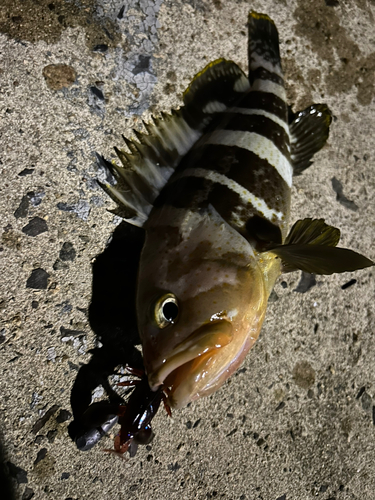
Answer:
0;0;374;499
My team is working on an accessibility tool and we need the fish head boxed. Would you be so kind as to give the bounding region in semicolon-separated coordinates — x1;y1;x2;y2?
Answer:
136;207;277;408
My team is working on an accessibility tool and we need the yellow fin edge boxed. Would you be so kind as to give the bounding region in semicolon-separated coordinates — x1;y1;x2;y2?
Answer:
183;58;231;100
248;11;274;25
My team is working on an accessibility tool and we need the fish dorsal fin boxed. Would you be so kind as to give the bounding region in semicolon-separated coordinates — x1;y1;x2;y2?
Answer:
182;59;250;127
289;104;332;175
96;154;152;226
98;60;250;227
266;218;374;274
97;109;202;226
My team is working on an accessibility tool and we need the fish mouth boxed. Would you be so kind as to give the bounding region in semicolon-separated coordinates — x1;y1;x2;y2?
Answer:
147;320;233;408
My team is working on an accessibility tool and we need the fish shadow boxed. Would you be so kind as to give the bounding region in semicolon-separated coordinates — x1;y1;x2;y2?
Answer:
0;432;17;500
68;221;145;446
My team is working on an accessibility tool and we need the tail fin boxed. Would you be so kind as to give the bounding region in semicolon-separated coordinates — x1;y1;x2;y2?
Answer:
247;12;283;83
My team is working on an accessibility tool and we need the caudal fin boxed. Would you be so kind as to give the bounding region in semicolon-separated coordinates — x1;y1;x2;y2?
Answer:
248;12;282;76
247;11;285;108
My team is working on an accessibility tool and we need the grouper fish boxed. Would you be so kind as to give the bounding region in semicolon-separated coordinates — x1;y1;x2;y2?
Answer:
98;12;373;409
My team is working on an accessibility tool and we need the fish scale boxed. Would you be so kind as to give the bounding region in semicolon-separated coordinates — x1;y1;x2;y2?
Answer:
98;12;373;410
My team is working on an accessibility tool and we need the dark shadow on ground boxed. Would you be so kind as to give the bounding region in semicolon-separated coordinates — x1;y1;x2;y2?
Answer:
68;221;145;449
0;431;18;500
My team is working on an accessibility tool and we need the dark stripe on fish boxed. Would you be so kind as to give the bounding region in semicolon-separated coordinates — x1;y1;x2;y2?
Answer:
222;113;290;159
153;173;263;228
249;40;281;68
180;144;290;216
239;91;287;122
249;67;284;86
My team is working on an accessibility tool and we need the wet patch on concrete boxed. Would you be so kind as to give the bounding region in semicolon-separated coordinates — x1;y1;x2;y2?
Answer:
43;64;76;91
1;225;22;250
22;486;34;500
0;0;121;50
294;0;375;105
292;361;316;389
34;448;47;466
18;168;34;177
283;56;313;110
31;405;60;434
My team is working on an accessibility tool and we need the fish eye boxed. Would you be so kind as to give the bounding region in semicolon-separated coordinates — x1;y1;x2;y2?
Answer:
154;293;179;328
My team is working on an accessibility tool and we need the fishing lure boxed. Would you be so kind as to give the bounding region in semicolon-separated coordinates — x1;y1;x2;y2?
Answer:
72;368;170;457
105;373;170;457
98;12;373;411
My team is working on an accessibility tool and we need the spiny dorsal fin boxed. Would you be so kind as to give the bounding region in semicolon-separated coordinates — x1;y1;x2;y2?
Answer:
96;153;152;226
289;104;332;175
266;218;373;274
98;60;251;227
97;109;201;226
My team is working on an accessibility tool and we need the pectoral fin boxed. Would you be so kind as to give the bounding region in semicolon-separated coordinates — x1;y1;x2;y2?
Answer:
289;104;332;175
267;218;373;274
269;244;373;275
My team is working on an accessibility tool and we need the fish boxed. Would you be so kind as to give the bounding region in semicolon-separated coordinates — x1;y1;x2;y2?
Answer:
97;12;373;410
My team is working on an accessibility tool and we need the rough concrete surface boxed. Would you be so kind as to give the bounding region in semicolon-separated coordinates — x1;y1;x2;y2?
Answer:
0;0;374;499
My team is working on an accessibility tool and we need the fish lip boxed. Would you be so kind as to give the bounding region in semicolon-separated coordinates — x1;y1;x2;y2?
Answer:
147;319;233;392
